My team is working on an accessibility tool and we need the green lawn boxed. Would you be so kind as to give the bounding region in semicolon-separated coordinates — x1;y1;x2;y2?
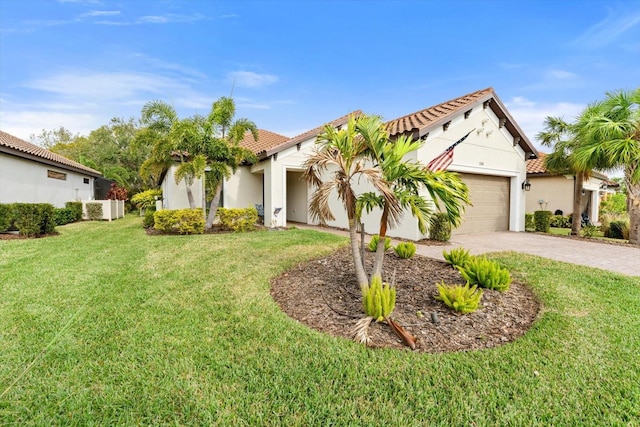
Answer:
1;216;639;426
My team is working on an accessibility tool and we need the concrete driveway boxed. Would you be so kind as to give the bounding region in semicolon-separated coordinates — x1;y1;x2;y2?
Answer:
293;224;640;277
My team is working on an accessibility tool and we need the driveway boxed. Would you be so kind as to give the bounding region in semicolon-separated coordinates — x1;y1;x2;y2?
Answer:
292;224;640;277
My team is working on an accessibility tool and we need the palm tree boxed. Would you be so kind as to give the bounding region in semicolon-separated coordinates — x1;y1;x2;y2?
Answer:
536;116;591;236
573;89;640;244
356;116;470;277
302;114;390;286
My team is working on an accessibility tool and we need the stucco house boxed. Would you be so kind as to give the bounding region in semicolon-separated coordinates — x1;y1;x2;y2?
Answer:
162;87;538;239
525;152;610;223
0;131;102;207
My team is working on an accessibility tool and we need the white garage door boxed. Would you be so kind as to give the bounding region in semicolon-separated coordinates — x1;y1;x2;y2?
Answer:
453;174;510;235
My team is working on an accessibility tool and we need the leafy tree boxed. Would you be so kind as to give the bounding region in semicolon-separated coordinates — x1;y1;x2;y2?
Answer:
573;89;640;244
139;98;257;227
536;116;594;236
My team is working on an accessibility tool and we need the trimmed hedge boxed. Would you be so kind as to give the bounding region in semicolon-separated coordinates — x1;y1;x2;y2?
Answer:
54;208;77;226
86;203;103;221
8;203;56;236
217;207;258;232
0;204;13;232
534;210;552;233
524;213;535;232
154;209;205;234
429;212;451;242
65;201;83;221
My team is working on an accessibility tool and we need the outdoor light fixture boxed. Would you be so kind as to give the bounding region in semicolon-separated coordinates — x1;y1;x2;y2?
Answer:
522;179;531;191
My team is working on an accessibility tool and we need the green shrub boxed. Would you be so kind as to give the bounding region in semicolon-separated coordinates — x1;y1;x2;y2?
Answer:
65;201;83;222
524;213;535;232
361;274;396;322
217;207;258;232
368;234;392;252
53;207;77;226
609;220;630;240
0;204;13;232
534;210;552;233
550;215;571;228
143;208;156;229
581;224;599;238
457;257;511;292
393;242;416;259
429;212;451;242
86;203;103;221
435;282;483;314
12;203;55;236
131;189;162;210
600;192;627;215
443;247;472;268
153;209;204;235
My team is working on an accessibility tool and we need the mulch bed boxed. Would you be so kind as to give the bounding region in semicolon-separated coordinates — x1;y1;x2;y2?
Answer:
271;246;541;353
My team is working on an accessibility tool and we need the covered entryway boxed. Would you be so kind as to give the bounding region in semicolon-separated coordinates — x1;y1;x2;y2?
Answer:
454;173;510;234
286;170;308;223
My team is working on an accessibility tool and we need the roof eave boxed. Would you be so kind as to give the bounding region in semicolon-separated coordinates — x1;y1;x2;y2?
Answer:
0;146;102;177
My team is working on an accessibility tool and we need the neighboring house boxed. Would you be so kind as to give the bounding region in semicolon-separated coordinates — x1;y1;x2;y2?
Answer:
0;130;102;207
525;152;610;223
161;87;538;239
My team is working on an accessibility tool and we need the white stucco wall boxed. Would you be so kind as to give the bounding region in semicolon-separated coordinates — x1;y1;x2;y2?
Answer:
527;174;603;222
0;154;95;207
223;166;263;210
162;164;205;210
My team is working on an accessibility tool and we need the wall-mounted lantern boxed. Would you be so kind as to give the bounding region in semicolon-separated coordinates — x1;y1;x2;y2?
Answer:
522;179;531;191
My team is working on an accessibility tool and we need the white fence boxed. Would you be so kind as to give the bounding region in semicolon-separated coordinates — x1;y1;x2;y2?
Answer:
82;200;125;221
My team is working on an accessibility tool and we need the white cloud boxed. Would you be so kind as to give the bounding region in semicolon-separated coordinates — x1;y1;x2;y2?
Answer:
228;71;278;88
81;10;121;17
549;69;578;80
572;8;640;48
136;13;206;24
0;109;100;141
505;96;585;150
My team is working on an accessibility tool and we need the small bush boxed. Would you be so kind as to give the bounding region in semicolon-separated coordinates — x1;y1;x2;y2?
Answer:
429;212;451;242
457;257;511;292
581;224;599;238
600;193;627;215
368;234;392;252
86;203;103;221
143;208;156;229
153;209;204;234
435;282;483;314
361;274;396;322
131;189;162;210
550;215;571;228
443;247;472;268
53;207;77;226
0;204;13;232
534;210;552;233
217;207;259;232
524;213;535;232
394;242;416;259
65;201;83;222
11;203;55;236
609;220;630;240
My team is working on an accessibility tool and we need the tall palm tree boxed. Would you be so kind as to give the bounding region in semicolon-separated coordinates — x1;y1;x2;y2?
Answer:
303;114;392;286
356;116;470;277
536;116;591;236
573;89;640;244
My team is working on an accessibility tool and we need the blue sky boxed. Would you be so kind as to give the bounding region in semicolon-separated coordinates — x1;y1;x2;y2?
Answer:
1;0;639;151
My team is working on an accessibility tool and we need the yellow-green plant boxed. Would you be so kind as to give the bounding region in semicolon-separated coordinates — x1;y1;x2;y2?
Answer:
435;281;483;314
457;257;511;292
368;234;392;252
443;247;472;268
131;189;162;210
393;242;416;259
153;209;205;234
361;274;396;322
217;207;258;232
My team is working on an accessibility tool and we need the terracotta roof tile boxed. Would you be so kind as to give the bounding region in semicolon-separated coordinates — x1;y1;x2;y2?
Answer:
386;88;494;136
239;129;289;155
0;130;102;176
526;152;548;174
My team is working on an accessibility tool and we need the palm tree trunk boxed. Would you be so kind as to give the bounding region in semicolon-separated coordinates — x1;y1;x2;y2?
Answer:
349;218;368;286
626;164;640;244
185;180;196;209
571;174;584;236
371;207;389;278
206;183;222;229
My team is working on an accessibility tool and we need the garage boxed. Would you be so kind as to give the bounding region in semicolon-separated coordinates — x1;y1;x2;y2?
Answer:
453;173;510;235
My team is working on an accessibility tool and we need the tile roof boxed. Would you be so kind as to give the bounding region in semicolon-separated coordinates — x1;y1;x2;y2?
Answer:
526;152;548;174
386;88;494;136
239;129;289;157
0;130;102;176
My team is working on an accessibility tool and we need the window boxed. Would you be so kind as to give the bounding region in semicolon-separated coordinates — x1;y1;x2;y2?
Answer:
47;170;67;180
83;178;90;184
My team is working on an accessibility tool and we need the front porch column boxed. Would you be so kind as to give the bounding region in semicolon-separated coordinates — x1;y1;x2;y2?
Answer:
263;159;286;228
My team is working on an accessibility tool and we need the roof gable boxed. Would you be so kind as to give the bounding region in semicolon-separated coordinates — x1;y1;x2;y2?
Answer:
527;152;609;180
386;87;537;157
0;130;102;176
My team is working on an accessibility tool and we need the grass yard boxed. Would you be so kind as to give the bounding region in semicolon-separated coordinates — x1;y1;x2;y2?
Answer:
1;216;639;426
